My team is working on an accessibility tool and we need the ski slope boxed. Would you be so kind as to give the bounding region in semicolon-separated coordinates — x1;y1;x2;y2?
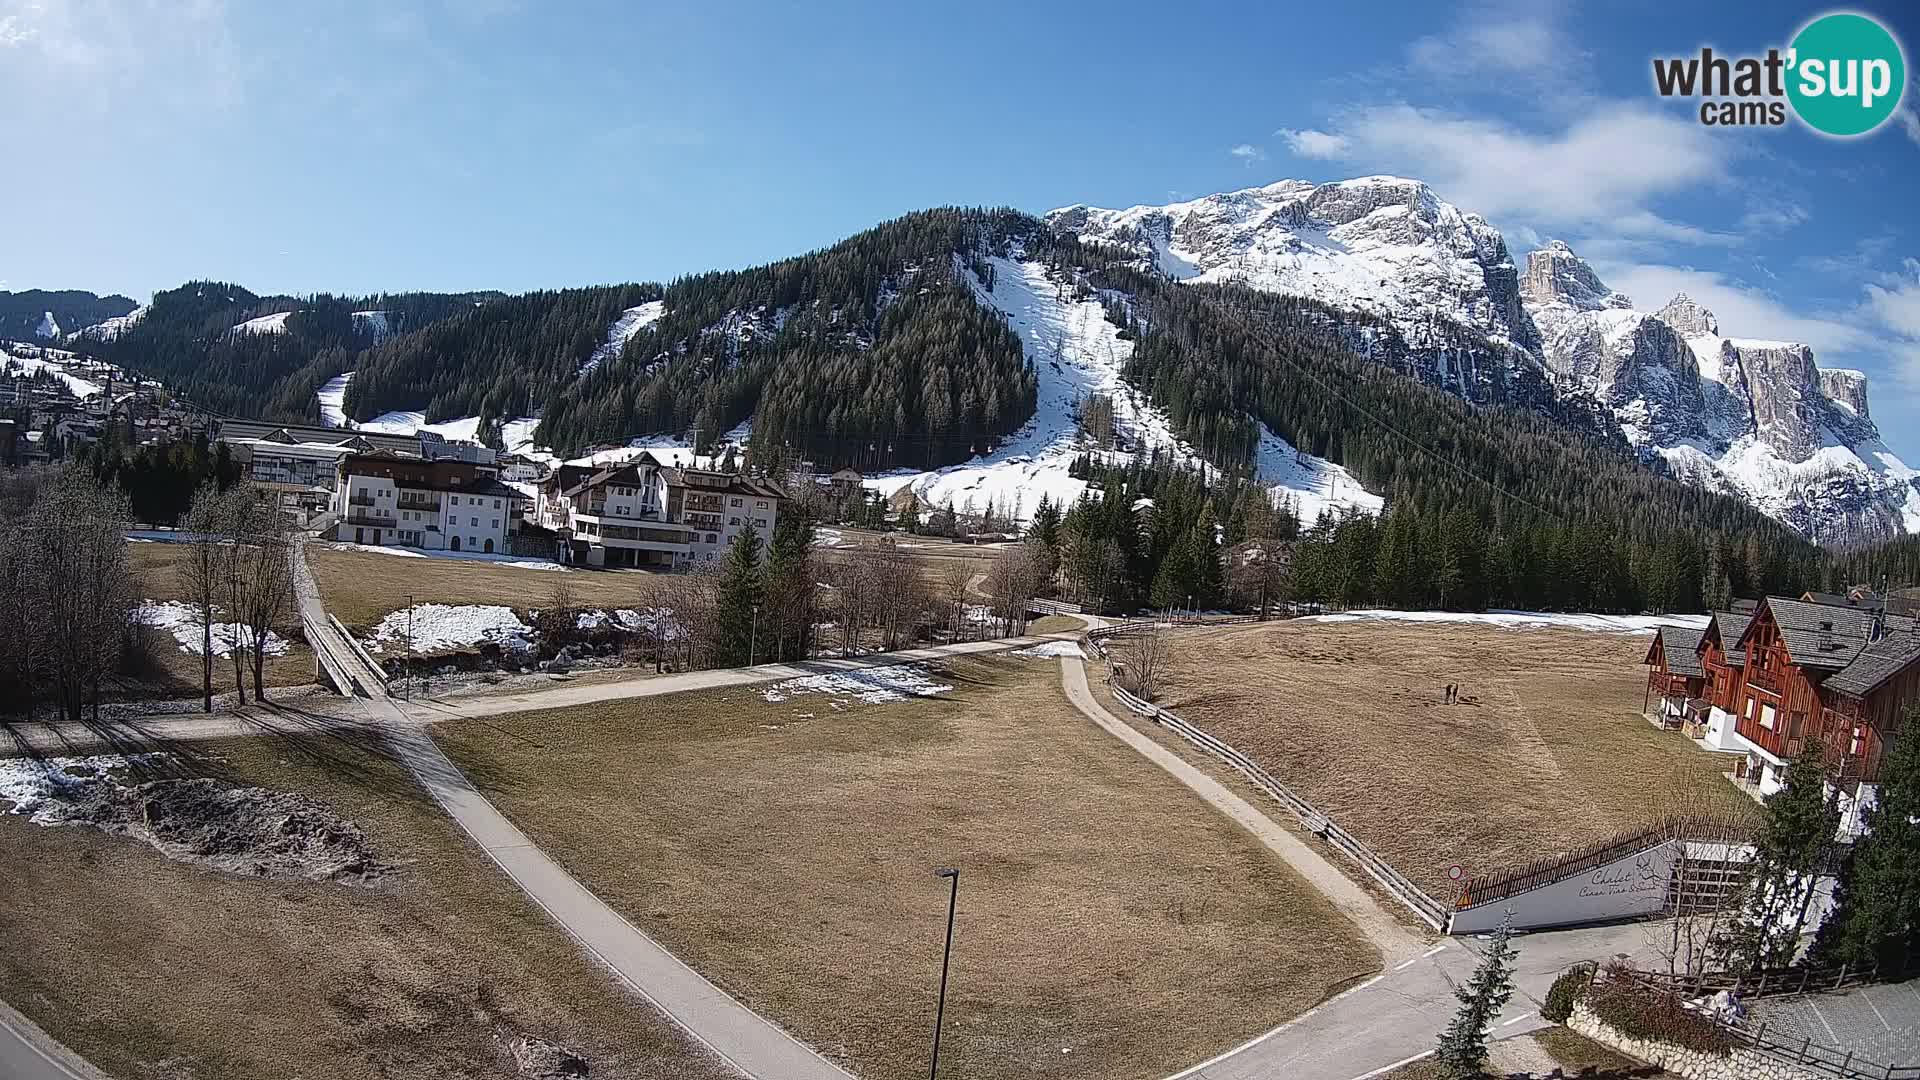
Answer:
2;345;103;398
1254;422;1384;521
582;300;666;375
866;257;1382;523
230;311;292;335
865;257;1201;519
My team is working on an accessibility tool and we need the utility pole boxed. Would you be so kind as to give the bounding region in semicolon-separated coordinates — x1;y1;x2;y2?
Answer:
929;867;959;1080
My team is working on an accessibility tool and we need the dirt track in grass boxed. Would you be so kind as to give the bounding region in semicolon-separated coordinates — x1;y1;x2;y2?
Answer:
1155;620;1758;897
436;654;1379;1080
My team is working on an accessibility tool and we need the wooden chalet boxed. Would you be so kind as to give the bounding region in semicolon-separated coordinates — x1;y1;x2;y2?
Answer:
1726;597;1920;798
1684;607;1755;753
1642;626;1707;730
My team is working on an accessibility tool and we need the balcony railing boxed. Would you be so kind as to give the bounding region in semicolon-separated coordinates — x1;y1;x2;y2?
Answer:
344;511;396;526
397;496;441;512
1746;668;1784;695
348;494;377;507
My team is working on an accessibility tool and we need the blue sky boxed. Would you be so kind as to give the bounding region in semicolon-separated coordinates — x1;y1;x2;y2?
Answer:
4;0;1919;453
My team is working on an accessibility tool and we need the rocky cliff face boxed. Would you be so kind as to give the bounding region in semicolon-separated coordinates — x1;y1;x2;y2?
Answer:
1519;244;1915;546
1049;176;1541;367
1049;177;1917;545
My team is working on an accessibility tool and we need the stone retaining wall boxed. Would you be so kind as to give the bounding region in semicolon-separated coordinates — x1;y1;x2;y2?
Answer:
1568;1003;1825;1080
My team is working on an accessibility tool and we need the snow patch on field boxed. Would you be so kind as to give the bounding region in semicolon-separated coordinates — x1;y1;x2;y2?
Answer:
365;604;535;656
577;608;685;640
1254;422;1383;521
135;600;290;657
762;663;953;704
1011;640;1085;659
583;300;666;375
867;257;1200;522
0;754;166;824
1304;608;1710;634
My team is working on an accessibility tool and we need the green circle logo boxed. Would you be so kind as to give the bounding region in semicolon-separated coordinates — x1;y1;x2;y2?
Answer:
1787;12;1907;136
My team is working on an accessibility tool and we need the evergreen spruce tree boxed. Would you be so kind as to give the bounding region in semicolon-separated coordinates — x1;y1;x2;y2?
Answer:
712;525;764;666
1434;914;1517;1079
898;500;922;534
1193;505;1225;609
1814;706;1920;976
1029;495;1062;548
761;515;817;662
1715;740;1843;973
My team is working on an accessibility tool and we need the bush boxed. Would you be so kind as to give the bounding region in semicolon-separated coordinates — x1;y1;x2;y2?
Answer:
1541;962;1595;1022
1583;966;1732;1056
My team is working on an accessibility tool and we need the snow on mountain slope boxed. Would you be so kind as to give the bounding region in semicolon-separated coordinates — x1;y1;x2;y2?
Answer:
1518;241;1916;546
582;300;665;375
352;310;391;343
1254;423;1385;522
2;344;102;398
230;311;292;335
34;311;60;339
867;257;1213;519
316;373;352;427
1049;176;1538;358
75;305;146;342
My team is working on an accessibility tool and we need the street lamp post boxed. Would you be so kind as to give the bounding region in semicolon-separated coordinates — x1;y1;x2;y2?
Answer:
750;602;760;666
405;593;415;699
930;867;959;1080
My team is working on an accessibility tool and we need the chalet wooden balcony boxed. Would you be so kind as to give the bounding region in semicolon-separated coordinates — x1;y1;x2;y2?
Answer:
1745;668;1784;695
397;494;441;512
344;510;396;526
1648;672;1695;696
347;494;378;507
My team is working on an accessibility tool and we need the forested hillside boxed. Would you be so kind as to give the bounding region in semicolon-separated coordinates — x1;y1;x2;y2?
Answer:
73;283;499;420
0;289;136;340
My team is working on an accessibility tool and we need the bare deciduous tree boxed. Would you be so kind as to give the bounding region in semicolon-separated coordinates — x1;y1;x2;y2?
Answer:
229;487;296;700
1118;624;1169;700
16;465;139;723
183;481;232;712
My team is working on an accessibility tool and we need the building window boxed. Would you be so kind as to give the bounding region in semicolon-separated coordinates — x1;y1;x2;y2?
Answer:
491;519;499;529
756;518;767;529
729;517;740;526
470;516;479;527
731;497;742;507
706;533;717;544
493;499;501;509
1760;703;1777;730
756;500;767;509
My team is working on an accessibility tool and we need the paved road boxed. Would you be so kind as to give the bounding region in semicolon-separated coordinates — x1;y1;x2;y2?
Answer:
0;999;107;1080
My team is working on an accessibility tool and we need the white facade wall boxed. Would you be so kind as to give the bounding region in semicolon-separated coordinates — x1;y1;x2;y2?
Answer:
685;490;779;564
335;471;511;554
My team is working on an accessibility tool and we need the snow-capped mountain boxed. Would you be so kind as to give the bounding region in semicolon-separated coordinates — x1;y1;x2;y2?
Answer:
1517;241;1916;546
1049;176;1541;361
1050;177;1917;545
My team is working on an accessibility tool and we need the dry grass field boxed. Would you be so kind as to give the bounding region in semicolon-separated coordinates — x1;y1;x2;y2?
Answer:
307;543;667;630
126;542;315;694
0;733;732;1080
436;655;1379;1080
1153;620;1757;898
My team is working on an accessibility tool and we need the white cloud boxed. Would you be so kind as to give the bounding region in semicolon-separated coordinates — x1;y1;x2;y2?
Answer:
1738;202;1809;234
1229;143;1265;164
1275;127;1351;159
1308;102;1730;245
0;14;34;47
1405;4;1580;82
1865;260;1920;340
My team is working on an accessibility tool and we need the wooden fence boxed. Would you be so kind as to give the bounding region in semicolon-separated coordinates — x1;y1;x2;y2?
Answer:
1084;624;1452;930
1626;962;1877;1001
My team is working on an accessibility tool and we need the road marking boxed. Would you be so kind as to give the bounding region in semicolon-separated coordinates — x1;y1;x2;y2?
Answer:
1162;966;1397;1080
1810;1000;1841;1044
1393;956;1422;971
1863;990;1893;1030
1421;944;1448;958
1500;1014;1532;1027
1347;1049;1434;1080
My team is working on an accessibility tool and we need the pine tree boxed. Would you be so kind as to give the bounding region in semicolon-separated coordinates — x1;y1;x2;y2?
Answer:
712;525;764;666
1714;741;1843;973
1434;914;1517;1079
761;515;817;662
898;500;922;534
1029;495;1062;548
1193;504;1224;609
1814;706;1920;976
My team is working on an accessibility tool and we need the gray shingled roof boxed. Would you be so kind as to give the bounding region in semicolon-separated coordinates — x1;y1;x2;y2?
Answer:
1659;627;1706;677
1825;629;1920;698
1741;598;1920;670
1703;610;1753;667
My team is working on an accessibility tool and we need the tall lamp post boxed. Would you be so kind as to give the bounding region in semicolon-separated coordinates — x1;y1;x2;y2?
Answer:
929;867;959;1080
750;602;760;666
405;593;415;699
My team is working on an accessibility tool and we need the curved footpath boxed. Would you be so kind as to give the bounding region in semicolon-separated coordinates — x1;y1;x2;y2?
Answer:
1057;650;1661;1080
